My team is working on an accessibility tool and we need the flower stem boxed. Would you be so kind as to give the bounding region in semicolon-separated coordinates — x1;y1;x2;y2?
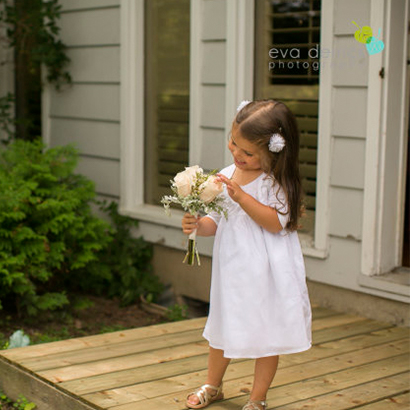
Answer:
183;229;200;266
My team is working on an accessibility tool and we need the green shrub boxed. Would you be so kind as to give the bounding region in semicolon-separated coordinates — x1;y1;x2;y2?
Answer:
78;201;164;306
0;139;112;315
166;304;189;322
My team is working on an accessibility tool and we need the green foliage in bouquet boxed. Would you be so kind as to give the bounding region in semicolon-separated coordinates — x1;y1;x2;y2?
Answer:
76;201;164;306
0;139;112;316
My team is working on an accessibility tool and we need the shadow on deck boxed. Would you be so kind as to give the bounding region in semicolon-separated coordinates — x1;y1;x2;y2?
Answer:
0;306;409;410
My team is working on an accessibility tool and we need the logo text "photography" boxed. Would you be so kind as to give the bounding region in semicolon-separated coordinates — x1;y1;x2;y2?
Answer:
268;45;331;71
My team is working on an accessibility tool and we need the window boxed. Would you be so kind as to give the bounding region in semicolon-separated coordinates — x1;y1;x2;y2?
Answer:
254;0;321;234
144;0;190;205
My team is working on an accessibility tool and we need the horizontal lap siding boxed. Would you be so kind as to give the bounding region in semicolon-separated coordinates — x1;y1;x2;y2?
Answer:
60;0;120;12
329;0;368;241
58;8;120;46
47;3;120;198
66;47;120;83
49;119;120;159
77;157;120;197
199;0;227;171
49;85;120;121
330;137;365;189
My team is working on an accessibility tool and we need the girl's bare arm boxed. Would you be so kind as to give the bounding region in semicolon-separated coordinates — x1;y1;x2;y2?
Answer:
182;213;217;236
217;174;283;234
236;194;283;233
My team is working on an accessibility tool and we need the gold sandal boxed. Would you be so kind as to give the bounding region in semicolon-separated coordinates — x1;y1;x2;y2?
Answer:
242;399;268;410
186;382;224;409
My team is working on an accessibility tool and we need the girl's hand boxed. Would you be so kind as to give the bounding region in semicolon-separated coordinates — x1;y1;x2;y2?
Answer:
217;174;246;203
182;213;199;235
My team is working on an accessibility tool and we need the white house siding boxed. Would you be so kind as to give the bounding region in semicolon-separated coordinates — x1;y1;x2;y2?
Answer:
46;0;121;200
304;0;370;290
191;0;228;170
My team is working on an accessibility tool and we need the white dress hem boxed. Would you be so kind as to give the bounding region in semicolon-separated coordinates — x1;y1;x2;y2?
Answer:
203;333;312;359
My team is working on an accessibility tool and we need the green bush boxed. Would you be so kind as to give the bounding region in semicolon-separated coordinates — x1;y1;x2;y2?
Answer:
0;139;112;315
78;201;164;306
166;304;189;322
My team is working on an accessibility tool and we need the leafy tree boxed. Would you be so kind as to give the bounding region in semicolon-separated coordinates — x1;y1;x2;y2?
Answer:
0;0;71;141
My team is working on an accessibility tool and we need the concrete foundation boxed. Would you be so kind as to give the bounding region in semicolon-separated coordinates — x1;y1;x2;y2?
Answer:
307;280;410;327
152;244;410;327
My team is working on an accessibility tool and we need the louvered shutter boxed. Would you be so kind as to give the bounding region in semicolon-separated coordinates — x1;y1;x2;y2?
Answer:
255;0;321;233
155;94;190;203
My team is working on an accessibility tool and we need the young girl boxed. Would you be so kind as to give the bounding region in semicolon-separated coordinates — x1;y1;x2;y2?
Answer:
181;99;312;410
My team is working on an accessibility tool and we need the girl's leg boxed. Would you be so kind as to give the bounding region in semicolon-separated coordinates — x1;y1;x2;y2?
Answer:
249;355;279;406
187;346;231;406
207;346;231;385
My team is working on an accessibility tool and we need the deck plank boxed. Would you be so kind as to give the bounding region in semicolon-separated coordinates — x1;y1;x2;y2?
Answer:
39;340;210;383
0;307;408;410
313;319;394;343
60;326;409;396
20;328;204;371
356;392;410;409
275;372;409;409
60;354;211;395
311;313;367;331
108;353;409;409
1;317;207;361
82;339;408;408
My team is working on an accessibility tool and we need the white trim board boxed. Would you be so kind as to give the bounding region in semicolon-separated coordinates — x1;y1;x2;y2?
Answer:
188;0;203;166
119;0;144;212
313;0;334;257
223;0;255;165
361;0;409;276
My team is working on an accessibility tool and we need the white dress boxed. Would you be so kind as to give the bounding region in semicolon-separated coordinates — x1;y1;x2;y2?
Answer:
202;164;312;359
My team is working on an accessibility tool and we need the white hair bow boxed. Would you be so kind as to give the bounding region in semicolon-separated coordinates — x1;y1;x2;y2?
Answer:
269;133;286;153
237;100;251;112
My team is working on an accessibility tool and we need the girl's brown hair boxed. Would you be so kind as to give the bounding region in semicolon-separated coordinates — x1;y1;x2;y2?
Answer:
235;99;304;231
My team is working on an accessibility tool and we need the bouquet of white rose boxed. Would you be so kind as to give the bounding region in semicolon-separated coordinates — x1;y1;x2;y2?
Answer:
161;165;227;265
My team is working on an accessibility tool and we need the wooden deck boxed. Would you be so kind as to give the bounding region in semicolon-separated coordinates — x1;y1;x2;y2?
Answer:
0;306;409;410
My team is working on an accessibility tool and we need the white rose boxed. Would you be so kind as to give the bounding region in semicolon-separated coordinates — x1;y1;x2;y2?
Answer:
184;165;203;180
199;175;223;203
173;165;203;197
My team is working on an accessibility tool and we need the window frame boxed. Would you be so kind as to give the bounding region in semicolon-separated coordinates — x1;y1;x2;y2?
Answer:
119;0;330;259
311;0;333;258
119;0;184;229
